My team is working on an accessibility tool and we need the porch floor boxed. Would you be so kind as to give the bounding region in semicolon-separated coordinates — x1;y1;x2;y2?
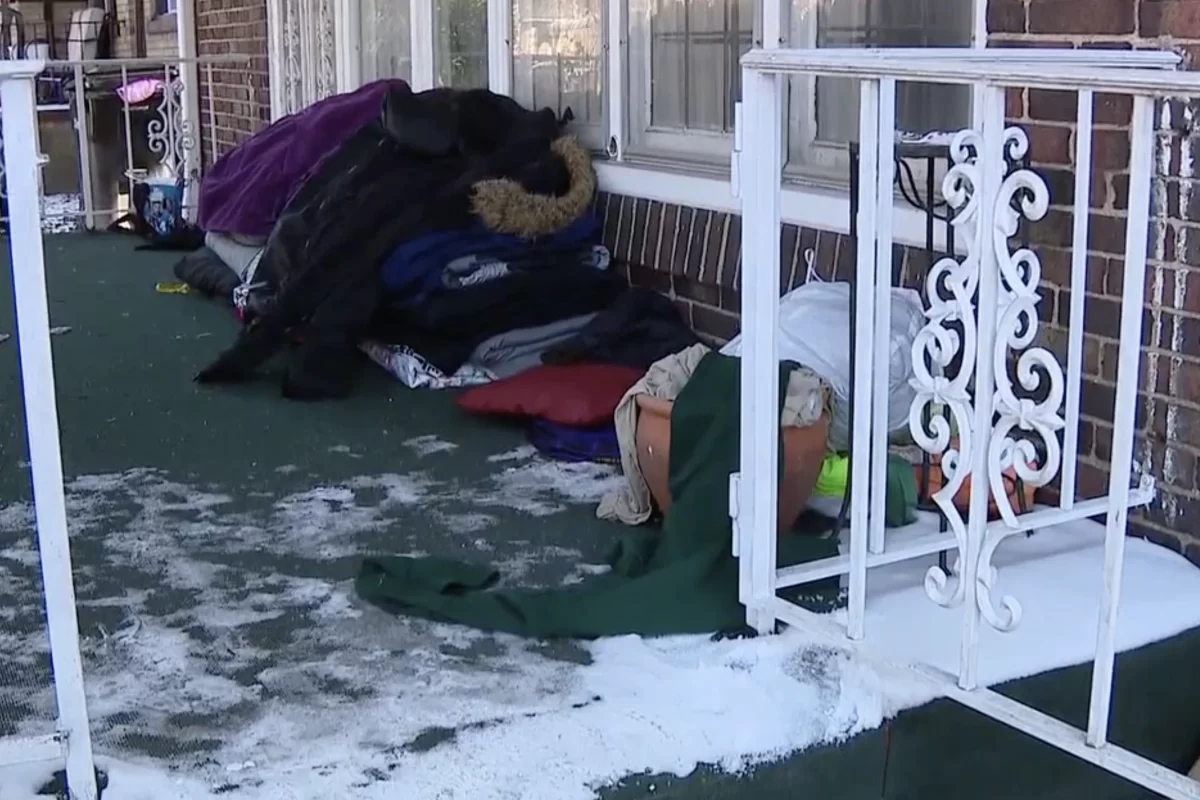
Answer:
0;234;1198;799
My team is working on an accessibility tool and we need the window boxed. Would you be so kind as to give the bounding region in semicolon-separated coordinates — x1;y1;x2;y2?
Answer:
361;0;412;83
155;0;178;16
785;0;973;178
625;0;973;176
512;0;605;148
627;0;756;163
436;0;489;88
349;0;974;187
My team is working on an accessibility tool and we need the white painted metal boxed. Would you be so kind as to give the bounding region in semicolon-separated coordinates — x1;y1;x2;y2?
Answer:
737;65;783;636
846;78;879;641
0;733;64;768
2;57;250;228
175;0;202;220
485;0;512;97
70;64;94;228
604;0;626;159
776;489;1155;589
734;46;1191;799
333;0;362;93
1086;93;1157;750
0;64;99;800
867;79;896;559
741;50;1199;95
410;0;435;91
958;85;1006;691
1061;91;1094;511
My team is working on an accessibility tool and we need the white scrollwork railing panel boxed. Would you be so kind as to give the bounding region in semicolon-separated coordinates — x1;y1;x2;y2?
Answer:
147;67;198;184
908;128;987;610
976;125;1064;633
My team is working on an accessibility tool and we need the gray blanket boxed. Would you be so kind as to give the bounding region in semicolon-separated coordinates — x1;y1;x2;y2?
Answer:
467;314;597;379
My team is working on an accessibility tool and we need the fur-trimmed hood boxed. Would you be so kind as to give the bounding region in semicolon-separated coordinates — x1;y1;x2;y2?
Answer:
470;135;596;240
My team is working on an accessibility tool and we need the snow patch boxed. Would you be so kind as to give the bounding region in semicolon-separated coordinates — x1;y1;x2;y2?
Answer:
403;435;460;457
1;471;1198;800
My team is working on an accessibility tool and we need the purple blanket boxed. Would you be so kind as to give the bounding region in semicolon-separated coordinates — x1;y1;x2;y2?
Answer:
197;79;409;238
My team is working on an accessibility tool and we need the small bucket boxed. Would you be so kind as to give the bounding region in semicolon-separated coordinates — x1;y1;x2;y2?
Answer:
136;176;185;238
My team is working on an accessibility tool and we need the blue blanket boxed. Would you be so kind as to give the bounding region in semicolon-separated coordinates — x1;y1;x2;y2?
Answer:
378;214;600;301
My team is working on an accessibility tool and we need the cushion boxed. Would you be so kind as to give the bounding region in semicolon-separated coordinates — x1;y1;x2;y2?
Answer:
457;363;643;427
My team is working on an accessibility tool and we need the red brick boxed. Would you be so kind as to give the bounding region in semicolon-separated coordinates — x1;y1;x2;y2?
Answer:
1028;89;1076;123
1006;87;1026;120
1091;129;1132;171
1028;0;1135;35
197;0;270;164
1026;123;1073;165
1176;359;1200;399
1094;93;1133;127
988;0;1027;33
1140;0;1200;39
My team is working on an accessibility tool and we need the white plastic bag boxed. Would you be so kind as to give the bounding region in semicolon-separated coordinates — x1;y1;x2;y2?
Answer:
720;280;925;450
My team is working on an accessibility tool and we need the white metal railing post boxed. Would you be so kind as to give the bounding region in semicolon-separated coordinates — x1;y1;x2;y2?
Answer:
867;78;896;558
1061;91;1096;511
958;84;1007;691
846;78;881;641
1086;93;1156;749
730;48;1200;800
0;64;98;800
70;63;95;230
738;62;783;636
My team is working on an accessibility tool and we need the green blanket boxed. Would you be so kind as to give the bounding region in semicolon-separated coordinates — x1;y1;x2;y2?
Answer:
355;352;840;638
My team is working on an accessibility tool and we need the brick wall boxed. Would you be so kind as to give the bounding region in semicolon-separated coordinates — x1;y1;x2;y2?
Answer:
987;0;1200;557
603;2;1200;562
195;0;271;168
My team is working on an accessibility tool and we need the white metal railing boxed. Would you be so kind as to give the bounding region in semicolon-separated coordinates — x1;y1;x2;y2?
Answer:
734;48;1200;800
0;61;98;799
0;55;255;232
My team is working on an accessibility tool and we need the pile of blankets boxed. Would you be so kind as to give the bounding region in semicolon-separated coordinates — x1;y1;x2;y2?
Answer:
179;79;699;400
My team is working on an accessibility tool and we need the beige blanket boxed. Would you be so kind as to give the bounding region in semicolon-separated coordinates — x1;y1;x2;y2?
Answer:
598;344;828;526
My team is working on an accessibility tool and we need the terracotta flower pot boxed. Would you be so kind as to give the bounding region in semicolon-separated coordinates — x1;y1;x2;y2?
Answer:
633;394;828;532
917;443;1037;518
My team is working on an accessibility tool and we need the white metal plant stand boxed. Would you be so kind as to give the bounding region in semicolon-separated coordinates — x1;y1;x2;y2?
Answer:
0;61;99;800
733;48;1200;800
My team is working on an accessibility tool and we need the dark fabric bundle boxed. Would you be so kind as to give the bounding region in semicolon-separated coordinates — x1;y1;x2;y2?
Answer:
368;264;626;376
193;86;595;401
541;287;702;371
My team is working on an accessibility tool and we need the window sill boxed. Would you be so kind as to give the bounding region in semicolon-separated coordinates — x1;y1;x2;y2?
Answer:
147;12;177;35
594;160;961;256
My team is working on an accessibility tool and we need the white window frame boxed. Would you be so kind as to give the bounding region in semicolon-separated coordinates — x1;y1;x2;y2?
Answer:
504;2;610;151
337;0;1175;253
623;0;762;164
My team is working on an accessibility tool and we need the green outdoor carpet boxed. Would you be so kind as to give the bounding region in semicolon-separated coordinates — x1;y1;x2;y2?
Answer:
356;352;841;637
2;234;1198;800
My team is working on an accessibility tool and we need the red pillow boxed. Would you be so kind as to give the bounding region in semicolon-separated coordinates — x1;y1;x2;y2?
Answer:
457;363;644;427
